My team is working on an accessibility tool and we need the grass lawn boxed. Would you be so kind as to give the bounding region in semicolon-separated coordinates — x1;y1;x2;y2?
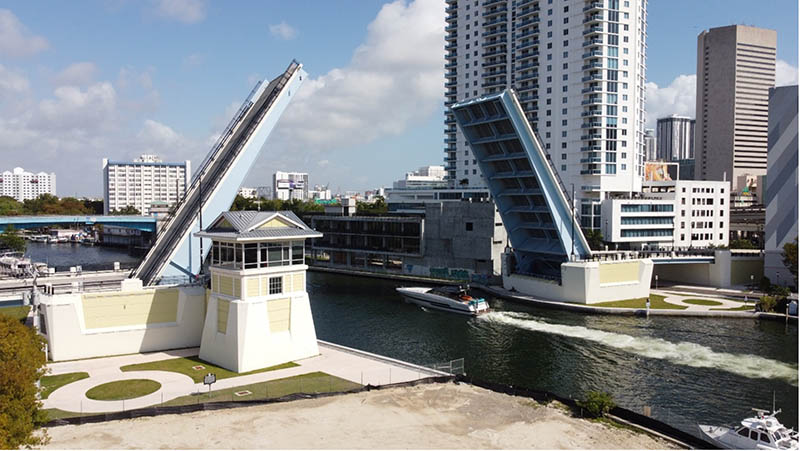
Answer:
162;371;361;407
42;408;99;421
711;304;755;311
682;298;724;306
40;372;90;399
590;294;687;310
0;305;30;321
86;379;161;401
120;356;297;383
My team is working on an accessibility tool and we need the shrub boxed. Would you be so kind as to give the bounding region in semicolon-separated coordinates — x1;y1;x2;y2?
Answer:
757;295;777;313
759;276;772;293
578;391;615;418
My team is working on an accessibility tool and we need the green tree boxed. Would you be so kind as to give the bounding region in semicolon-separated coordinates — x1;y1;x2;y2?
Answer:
578;391;615;418
110;205;141;215
782;237;798;287
83;199;104;215
356;197;388;216
0;225;26;253
0;315;49;448
729;238;756;249
582;228;604;251
0;196;24;216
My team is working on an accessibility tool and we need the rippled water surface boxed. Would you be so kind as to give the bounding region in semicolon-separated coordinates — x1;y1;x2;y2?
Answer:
307;271;798;437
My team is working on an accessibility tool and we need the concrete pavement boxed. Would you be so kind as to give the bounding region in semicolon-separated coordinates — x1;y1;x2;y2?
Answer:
42;341;442;414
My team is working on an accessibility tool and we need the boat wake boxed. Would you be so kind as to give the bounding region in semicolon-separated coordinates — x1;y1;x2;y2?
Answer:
483;311;798;386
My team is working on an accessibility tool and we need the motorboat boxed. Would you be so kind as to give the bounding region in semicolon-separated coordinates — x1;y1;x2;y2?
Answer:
396;285;490;316
699;408;798;450
0;251;33;277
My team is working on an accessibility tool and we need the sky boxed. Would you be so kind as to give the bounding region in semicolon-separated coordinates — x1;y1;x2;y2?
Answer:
0;0;797;198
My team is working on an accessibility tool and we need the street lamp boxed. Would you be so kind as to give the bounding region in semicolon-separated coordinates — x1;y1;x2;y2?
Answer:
655;274;659;291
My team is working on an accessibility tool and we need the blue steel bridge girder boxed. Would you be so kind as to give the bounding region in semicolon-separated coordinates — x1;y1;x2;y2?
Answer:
450;89;591;277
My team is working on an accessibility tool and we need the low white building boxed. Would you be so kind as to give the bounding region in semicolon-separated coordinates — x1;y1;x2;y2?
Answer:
103;154;191;215
273;171;308;201
237;187;258;199
0;167;56;201
601;180;730;250
392;165;447;189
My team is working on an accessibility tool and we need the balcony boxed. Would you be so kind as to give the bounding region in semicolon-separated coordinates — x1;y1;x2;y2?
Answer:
582;14;603;24
482;78;508;88
517;17;540;30
582;2;603;12
580;133;602;140
446;14;457;23
517;6;540;19
582;38;603;47
445;137;457;144
445;61;457;69
518;93;539;102
517;72;538;82
581;169;602;175
581;61;604;70
582;25;603;35
484;37;508;47
581;121;602;128
445;81;457;88
482;27;508;37
516;51;539;62
581;97;602;105
517;29;538;40
482;59;507;68
445;24;458;32
581;86;603;93
516;61;537;71
445;71;457;78
482;0;505;5
581;74;603;82
446;5;458;14
517;83;538;92
580;157;602;163
582;50;603;58
481;48;506;58
446;51;458;59
444;116;456;125
580;145;602;151
517;0;538;8
482;68;507;77
483;15;508;27
445;42;458;50
482;7;508;18
581;110;602;117
516;39;539;52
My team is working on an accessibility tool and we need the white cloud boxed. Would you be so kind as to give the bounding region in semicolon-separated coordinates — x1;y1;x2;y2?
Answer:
53;62;97;86
151;0;206;24
776;59;799;87
645;74;697;129
269;22;297;40
0;64;30;98
272;0;444;155
35;82;117;131
0;9;49;57
182;53;204;67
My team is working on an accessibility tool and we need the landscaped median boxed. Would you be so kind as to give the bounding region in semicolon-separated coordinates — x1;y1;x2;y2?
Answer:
119;356;297;383
86;379;162;401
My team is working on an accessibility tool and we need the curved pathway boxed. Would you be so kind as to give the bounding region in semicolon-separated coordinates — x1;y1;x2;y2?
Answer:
42;343;437;414
653;290;752;311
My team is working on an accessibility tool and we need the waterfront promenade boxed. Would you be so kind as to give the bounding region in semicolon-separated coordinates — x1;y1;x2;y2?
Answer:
43;341;442;414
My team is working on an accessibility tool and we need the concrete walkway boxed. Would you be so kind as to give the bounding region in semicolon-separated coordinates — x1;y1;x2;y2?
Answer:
653;290;749;311
43;341;441;414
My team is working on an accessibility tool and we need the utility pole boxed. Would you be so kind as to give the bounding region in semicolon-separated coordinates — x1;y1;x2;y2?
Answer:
198;175;203;279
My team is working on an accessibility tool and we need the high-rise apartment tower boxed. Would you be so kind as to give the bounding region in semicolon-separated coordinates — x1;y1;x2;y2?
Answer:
695;25;776;190
444;0;648;228
656;115;695;161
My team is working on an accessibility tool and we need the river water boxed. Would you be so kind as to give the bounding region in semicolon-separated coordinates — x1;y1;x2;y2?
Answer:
21;244;798;437
24;242;141;271
307;271;798;437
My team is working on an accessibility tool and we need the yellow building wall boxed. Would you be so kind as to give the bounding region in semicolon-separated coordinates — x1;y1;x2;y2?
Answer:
598;261;640;284
246;278;260;298
267;298;291;333
217;299;230;334
82;288;179;329
258;217;291;228
292;272;305;292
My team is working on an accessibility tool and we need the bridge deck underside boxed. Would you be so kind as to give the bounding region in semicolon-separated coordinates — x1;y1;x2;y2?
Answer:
452;91;591;279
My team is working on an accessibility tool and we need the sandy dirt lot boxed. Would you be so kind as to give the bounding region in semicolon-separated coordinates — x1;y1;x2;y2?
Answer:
43;382;678;449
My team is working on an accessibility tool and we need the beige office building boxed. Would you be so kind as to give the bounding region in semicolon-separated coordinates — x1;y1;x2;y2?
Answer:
694;25;776;191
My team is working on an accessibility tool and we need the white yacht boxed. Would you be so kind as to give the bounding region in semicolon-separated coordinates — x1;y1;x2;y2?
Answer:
0;252;33;277
396;285;490;316
699;409;798;450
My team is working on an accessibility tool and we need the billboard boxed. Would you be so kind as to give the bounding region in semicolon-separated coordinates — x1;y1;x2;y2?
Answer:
644;162;679;181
